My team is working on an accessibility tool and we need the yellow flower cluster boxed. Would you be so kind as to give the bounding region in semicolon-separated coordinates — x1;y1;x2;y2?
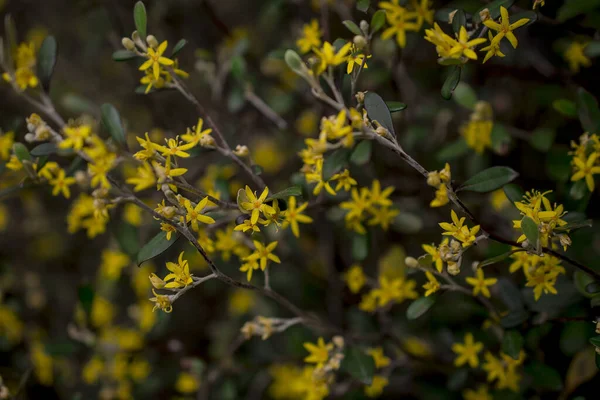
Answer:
426;163;451;207
482;350;525;392
512;190;570;250
380;0;434;48
509;251;565;301
440;210;481;247
359;275;418;312
564;41;592;73
339;180;398;234
570;133;600;192
460;101;493;154
2;42;38;90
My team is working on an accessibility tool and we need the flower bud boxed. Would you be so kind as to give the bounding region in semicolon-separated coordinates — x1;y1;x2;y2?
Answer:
332;335;345;349
284;49;305;75
479;8;491;23
359;20;369;33
405;257;419;268
149;273;166;289
447;261;460;275
427;171;441;187
146;35;159;49
24;133;35;143
375;126;389;137
75;170;88;186
353;35;367;50
122;37;136;51
233;145;249;157
448;10;458;24
161;206;177;219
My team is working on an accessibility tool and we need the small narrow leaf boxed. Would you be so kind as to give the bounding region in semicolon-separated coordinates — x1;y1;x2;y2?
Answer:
452;9;466;33
30;142;58;156
406;296;436;320
342;20;362;35
12;143;32;162
356;0;370;13
36;36;58;92
364;92;395;136
371;10;386;33
112;50;138;61
171;39;187;56
453;82;477;109
502;330;523;360
577;88;600;133
322;148;351;181
458;166;519;193
521;216;539;248
385;101;407;113
352;234;368;261
350;140;372;165
266;186;302;201
552;99;577;117
478;250;523;268
78;284;95;316
137;230;180;266
441;66;461;100
134;1;148;39
341;347;375;384
101;103;126;147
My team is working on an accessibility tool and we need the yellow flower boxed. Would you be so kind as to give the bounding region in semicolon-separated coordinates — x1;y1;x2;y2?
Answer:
490;189;509;211
91;296;115;328
343;265;366;294
461;120;493;154
155;137;195;159
60;125;91;150
422;240;445;272
184;197;216;231
359;291;379;313
367;347;391;369
331;169;357;191
244;241;281;271
449;26;487;60
239;260;260;281
150;288;173;312
282;196;313;237
430;183;449;207
49;169;76;199
480;31;506;63
240;185;276;224
365;375;389;398
123;203;143;226
82;356;103;384
564;41;592;73
368;207;399;230
100;249;130;280
533;0;545;9
181;118;213;146
297;19;322;54
31;341;53;385
161;223;177;240
346;45;371;74
463;385;493;400
525;267;559;300
340;187;371;220
465;268;497;298
484;6;530;49
126;162;157;192
139;40;175;80
234;218;261;233
452;333;483;368
164;252;193;288
372;276;418;307
303;337;333;367
305;158;337;196
176;372;201;394
0;131;15;160
439;210;480;247
571;152;600;191
422;271;440;296
134;132;160;160
228;289;256;315
381;9;419;48
88;153;116;189
411;0;434;28
424;23;459;59
313;41;352;75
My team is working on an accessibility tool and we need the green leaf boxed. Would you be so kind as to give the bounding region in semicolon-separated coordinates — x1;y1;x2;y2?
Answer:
497;278;525;311
453;82;477;109
452;9;466;33
584;41;600;58
441;66;461;100
137;230;180;266
251;164;263;176
457;166;519;193
503;184;524;204
266;186;302;201
284;49;304;74
134;1;148;39
364;92;395;136
343;20;362;35
78;284;94;316
36;36;58;92
341;346;375;384
406;296;436;320
574;270;600;299
115;223;139;257
392;212;423;234
350;140;372;165
521;216;539;248
557;0;600;22
437;138;470;161
473;0;516;23
12;143;31;162
101;103;126;147
502;330;523;360
30;142;58;156
526;362;563;391
356;0;370;13
565;349;598;394
577;87;600;133
590;335;600;348
530;128;555;152
585;281;600;294
479;250;523;268
112;49;138;61
352;234;368;261
230;56;247;81
323;148;351;181
510;11;537;27
171;39;187;56
501;309;529;328
552;99;577;117
570;180;587;200
371;10;386;33
385;101;407;113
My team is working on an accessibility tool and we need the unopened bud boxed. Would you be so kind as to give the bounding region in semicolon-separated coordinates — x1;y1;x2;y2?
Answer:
284;49;305;75
427;172;441;187
75;170;88;186
149;273;166;289
122;37;136;51
447;261;460;275
161;206;177;219
375;126;389;137
355;91;365;104
332;336;345;348
448;10;458;24
558;234;572;249
405;257;419;268
353;35;367;50
24;133;35;143
233;145;249;157
479;8;491;23
146;35;159;49
359;20;369;33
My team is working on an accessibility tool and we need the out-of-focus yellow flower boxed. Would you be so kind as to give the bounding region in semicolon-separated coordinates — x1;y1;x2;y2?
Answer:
176;372;201;394
296;19;322;54
343;265;366;294
365;375;389;397
452;333;483;368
